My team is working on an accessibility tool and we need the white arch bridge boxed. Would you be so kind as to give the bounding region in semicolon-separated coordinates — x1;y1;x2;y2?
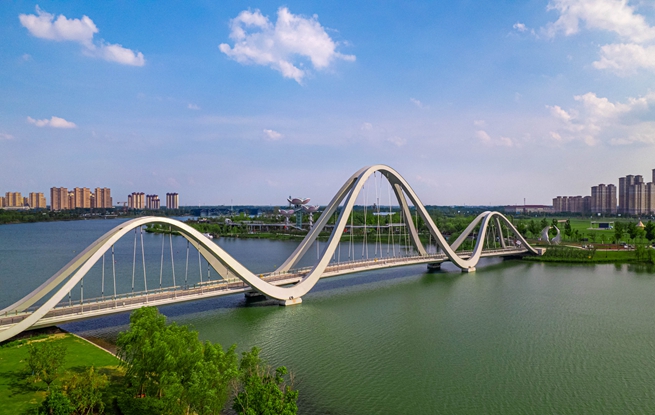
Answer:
0;165;540;342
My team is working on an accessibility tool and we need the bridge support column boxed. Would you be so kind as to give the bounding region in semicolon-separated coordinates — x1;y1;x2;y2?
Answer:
245;291;266;299
427;263;441;271
278;297;302;306
461;266;476;273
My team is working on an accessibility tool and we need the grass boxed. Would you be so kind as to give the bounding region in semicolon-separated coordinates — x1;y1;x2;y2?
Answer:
0;333;121;415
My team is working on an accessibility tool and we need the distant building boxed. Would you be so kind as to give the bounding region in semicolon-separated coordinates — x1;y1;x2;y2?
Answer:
505;205;553;214
94;187;112;208
166;193;179;209
0;196;4;208
146;194;160;210
590;184;617;214
50;187;69;210
618;170;655;215
4;192;23;207
73;187;92;209
552;196;590;213
128;192;145;209
28;192;46;209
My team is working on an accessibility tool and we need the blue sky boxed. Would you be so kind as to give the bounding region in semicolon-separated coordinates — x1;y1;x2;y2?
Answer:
2;0;655;206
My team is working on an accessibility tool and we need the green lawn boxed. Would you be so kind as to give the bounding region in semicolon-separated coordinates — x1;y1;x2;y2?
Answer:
0;333;120;415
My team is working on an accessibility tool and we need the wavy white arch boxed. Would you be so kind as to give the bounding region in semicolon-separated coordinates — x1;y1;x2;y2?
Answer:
0;165;537;342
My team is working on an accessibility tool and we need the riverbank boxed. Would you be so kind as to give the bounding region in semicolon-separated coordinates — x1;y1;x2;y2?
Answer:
0;331;121;414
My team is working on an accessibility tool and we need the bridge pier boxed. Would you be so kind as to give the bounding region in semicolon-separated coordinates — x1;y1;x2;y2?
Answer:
461;266;476;273
245;291;267;299
427;263;441;271
278;297;302;306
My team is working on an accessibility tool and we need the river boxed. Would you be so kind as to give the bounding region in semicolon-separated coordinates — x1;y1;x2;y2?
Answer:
2;219;655;414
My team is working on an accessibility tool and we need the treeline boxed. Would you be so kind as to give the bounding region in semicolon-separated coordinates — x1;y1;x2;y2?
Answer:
29;307;298;415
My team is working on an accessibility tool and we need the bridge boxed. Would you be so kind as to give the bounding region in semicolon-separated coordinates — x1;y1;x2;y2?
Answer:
0;165;539;342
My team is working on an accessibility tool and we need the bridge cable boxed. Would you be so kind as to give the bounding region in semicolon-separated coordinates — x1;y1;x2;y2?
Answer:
159;232;165;289
185;241;189;290
131;228;137;295
140;227;148;301
112;245;117;307
169;229;176;296
101;252;105;301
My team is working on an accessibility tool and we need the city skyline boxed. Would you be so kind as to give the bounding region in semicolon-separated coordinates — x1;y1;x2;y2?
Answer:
2;1;655;205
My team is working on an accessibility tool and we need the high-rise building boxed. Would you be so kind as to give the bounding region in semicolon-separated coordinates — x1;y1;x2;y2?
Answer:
94;187;112;208
4;192;23;207
0;196;4;208
128;192;145;209
166;193;179;209
27;192;46;209
146;194;161;210
618;171;655;215
72;187;92;209
590;184;617;214
50;187;69;210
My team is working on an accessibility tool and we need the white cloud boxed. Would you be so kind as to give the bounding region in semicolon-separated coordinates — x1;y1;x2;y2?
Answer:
547;91;655;145
593;43;655;73
219;7;355;83
95;42;145;66
476;130;514;147
410;98;424;108
473;120;486;127
27;116;77;129
0;133;14;140
513;22;528;32
19;6;145;66
188;103;201;110
263;129;283;140
21;53;32;61
545;0;655;43
387;136;406;147
360;122;373;131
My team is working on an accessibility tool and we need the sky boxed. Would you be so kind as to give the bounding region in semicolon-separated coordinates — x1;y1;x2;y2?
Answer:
2;0;655;206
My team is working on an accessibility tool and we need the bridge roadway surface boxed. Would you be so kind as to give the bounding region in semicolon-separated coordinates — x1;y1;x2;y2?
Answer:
0;247;527;333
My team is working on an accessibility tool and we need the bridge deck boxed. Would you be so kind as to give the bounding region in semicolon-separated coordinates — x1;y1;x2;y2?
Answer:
0;247;527;332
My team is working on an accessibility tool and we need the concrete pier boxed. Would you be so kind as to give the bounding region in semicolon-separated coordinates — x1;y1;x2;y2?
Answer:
278;297;303;306
461;267;476;273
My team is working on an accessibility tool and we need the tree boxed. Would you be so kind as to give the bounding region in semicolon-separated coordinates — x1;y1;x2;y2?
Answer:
39;388;74;415
614;222;624;244
540;218;549;232
645;221;655;242
116;307;239;415
65;366;108;415
564;220;573;240
28;341;67;389
627;222;638;242
233;347;298;415
528;220;540;238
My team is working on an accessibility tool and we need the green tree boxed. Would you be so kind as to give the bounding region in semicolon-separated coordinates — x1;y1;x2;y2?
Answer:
65;366;108;415
564;220;573;240
540;218;549;232
614;222;624;244
627;222;638;242
528;220;540;238
27;341;67;389
116;307;239;415
233;347;298;415
645;221;655;242
39;387;74;415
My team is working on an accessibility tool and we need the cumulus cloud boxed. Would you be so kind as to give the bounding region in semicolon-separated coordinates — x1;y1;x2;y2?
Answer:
19;6;145;66
0;133;14;140
544;0;655;42
548;91;655;145
263;129;283;140
593;43;655;74
387;136;406;147
27;116;77;128
513;22;528;32
410;98;425;108
543;0;655;75
219;7;355;83
476;130;514;147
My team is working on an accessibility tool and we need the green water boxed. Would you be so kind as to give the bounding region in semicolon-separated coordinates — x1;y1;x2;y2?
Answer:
3;220;655;413
145;261;655;414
